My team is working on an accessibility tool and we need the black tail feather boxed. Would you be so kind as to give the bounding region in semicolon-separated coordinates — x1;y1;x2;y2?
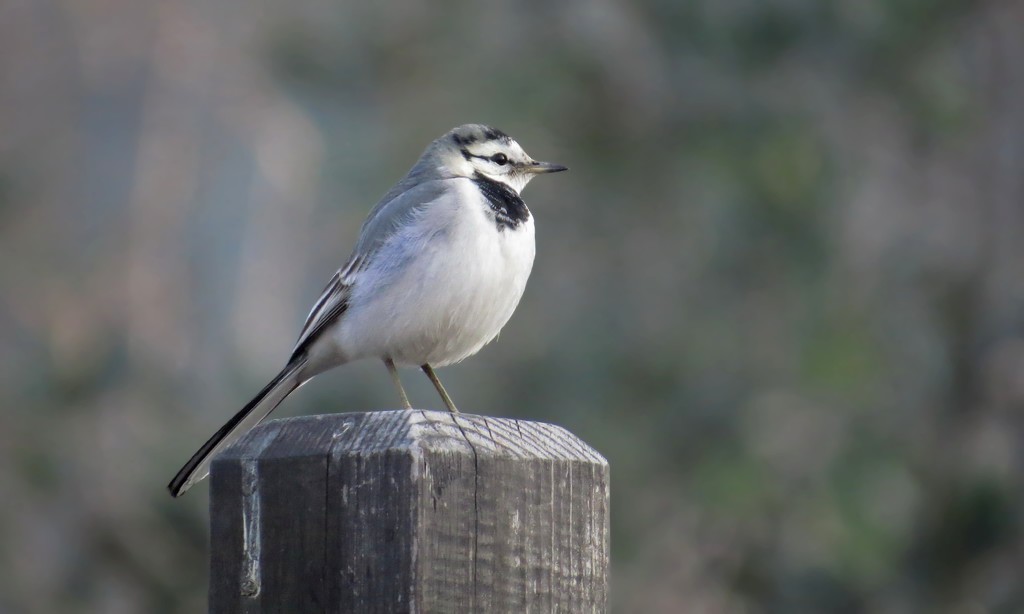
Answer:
167;359;304;497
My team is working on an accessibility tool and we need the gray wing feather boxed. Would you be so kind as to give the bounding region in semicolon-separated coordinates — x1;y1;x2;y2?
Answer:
290;178;454;356
352;177;452;259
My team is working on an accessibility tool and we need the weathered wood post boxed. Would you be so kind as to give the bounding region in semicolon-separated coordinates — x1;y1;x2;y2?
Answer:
209;410;609;613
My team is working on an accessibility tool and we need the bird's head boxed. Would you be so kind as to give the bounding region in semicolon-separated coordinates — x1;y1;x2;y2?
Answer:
428;124;567;194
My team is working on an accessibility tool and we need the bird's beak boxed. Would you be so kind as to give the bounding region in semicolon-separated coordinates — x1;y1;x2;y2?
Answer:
525;160;569;174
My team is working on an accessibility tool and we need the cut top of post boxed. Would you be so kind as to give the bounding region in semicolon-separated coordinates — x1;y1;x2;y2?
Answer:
215;409;608;466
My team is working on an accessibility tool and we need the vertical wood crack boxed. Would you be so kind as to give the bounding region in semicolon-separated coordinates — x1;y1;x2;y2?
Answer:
449;413;480;610
240;458;262;599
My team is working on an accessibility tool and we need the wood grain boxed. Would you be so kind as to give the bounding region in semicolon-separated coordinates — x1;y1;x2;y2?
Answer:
209;410;609;613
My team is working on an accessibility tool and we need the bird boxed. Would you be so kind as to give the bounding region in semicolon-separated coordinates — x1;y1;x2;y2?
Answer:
168;124;567;497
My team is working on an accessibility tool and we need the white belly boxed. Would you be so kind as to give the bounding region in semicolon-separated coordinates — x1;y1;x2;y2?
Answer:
335;180;535;367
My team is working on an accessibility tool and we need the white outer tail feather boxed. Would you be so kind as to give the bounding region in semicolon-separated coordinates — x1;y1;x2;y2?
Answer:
167;360;305;497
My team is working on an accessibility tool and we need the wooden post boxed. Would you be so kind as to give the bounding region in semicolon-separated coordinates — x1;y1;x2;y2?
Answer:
209;410;610;613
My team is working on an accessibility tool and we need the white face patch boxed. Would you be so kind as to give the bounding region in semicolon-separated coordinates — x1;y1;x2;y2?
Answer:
439;125;551;194
463;139;534;192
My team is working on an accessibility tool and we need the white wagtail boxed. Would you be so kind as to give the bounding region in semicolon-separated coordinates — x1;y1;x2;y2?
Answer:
168;124;567;496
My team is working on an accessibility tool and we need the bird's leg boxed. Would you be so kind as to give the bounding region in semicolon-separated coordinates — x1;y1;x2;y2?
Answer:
421;364;459;413
384;357;412;410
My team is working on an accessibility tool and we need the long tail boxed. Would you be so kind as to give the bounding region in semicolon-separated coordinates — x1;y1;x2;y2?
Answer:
168;358;306;497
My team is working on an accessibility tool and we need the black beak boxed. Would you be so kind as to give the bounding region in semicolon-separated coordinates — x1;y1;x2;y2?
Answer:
526;160;569;174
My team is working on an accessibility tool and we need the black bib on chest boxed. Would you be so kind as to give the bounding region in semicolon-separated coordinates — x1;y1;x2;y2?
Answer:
472;173;530;231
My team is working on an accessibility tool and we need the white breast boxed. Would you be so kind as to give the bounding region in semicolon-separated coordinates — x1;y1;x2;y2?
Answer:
335;178;536;367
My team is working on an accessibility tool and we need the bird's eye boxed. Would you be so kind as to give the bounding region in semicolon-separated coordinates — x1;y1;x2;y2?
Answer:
491;153;508;165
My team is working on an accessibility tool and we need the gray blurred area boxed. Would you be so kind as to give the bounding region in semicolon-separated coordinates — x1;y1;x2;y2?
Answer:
2;0;1024;612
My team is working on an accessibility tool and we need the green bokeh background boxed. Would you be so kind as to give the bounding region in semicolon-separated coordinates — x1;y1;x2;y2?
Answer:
2;1;1023;612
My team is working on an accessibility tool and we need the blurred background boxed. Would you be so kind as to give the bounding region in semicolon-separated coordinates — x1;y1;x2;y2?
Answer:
2;0;1023;611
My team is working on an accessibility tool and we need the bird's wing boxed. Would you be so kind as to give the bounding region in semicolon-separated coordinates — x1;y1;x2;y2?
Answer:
350;177;453;261
289;178;454;358
289;265;355;358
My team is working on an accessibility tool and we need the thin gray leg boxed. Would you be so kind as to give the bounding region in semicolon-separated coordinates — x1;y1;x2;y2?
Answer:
384;358;412;409
421;364;458;413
